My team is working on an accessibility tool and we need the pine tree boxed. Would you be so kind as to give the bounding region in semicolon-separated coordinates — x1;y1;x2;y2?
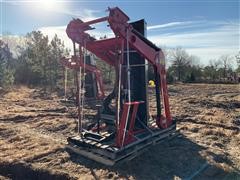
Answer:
0;40;15;88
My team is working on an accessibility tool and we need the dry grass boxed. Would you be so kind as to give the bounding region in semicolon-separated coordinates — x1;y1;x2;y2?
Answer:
0;84;239;179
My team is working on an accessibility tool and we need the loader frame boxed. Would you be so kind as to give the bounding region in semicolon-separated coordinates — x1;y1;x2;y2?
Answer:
62;7;176;165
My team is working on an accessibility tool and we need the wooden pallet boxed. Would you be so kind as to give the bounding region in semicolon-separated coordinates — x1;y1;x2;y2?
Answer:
66;122;177;166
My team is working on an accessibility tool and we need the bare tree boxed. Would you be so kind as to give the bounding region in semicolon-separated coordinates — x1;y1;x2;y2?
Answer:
219;55;233;78
203;59;221;81
235;51;240;67
169;47;190;81
209;59;221;69
189;55;201;66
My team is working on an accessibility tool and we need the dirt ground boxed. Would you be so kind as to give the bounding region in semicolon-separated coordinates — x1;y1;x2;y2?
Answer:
0;84;239;180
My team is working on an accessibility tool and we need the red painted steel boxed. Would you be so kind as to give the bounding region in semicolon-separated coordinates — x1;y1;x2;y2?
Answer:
116;101;144;147
60;56;105;99
62;7;173;149
65;7;173;129
116;102;130;147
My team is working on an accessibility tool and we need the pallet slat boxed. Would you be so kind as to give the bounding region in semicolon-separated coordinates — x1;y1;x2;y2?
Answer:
66;123;177;165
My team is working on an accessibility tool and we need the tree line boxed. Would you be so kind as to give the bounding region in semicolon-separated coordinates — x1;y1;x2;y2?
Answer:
0;31;69;90
0;31;239;91
165;47;240;83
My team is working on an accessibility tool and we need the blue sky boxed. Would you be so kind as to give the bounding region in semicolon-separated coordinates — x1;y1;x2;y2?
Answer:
1;0;239;65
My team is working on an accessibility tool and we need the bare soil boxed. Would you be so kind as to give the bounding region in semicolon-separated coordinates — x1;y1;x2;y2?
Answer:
0;84;239;179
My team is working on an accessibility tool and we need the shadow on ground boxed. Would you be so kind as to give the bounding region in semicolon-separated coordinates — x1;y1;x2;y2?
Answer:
67;134;237;180
0;161;71;180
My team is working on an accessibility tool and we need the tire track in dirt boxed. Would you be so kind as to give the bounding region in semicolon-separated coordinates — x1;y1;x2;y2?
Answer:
0;121;65;163
0;84;239;179
0;120;74;179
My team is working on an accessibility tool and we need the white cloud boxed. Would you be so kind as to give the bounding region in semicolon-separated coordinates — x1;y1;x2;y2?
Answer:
187;48;237;65
148;22;239;65
69;9;102;21
147;21;193;30
39;20;239;66
38;24;114;52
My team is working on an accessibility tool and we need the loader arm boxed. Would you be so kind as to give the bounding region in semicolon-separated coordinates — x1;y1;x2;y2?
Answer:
61;56;105;99
66;7;172;128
